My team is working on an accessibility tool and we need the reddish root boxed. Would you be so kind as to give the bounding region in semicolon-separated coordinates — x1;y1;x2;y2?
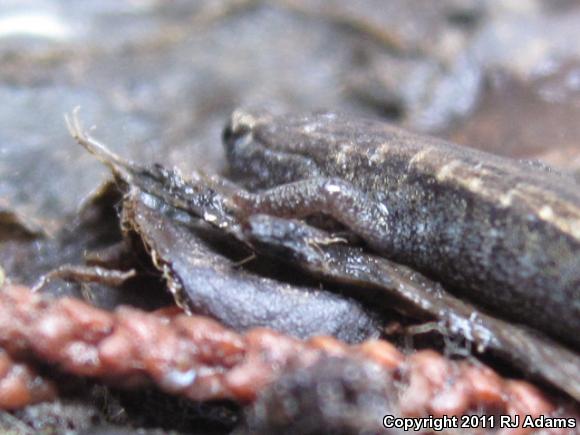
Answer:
0;349;57;409
0;284;576;428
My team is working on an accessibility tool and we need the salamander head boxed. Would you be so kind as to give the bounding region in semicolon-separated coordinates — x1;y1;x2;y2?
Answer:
222;108;326;190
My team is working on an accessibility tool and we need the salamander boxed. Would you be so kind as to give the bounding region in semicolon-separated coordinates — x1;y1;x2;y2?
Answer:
223;109;580;349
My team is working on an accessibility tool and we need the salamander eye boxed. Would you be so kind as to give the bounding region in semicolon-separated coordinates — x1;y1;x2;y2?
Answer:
222;122;235;146
222;123;251;156
222;111;254;155
223;122;249;143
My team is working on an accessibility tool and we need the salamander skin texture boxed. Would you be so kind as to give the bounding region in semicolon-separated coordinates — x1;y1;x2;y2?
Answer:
223;109;580;349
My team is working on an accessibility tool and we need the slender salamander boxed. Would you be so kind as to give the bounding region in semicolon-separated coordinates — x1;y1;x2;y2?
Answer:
223;109;580;349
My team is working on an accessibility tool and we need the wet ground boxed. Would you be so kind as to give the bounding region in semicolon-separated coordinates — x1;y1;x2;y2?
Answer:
1;1;580;433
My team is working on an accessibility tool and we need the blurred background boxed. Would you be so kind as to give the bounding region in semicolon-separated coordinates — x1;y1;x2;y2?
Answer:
1;0;580;235
1;2;580;433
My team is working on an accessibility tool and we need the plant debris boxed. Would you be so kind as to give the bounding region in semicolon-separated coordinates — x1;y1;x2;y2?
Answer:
122;189;381;342
3;2;580;432
1;284;577;433
0;350;56;410
68;112;580;404
245;214;580;402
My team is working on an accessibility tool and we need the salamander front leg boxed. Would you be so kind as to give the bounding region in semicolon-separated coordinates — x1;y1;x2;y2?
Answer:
233;177;392;250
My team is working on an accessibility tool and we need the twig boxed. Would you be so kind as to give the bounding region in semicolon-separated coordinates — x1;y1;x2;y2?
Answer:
31;265;136;293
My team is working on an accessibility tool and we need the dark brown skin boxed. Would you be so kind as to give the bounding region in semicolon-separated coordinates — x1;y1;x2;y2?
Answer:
223;109;580;349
